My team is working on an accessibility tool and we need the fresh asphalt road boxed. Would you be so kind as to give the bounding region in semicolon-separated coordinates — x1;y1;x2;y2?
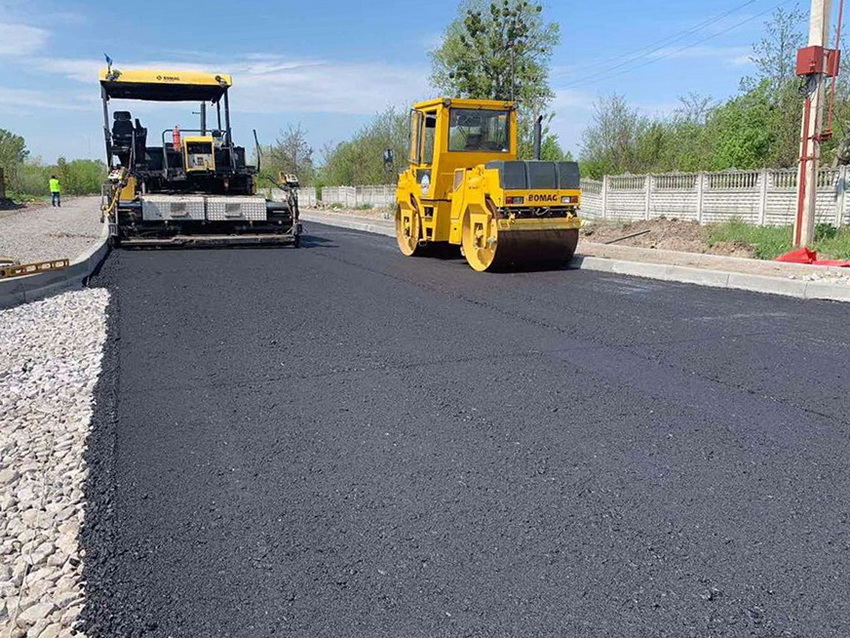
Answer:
83;223;850;637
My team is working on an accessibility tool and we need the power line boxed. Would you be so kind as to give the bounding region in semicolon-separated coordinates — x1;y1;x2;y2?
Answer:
557;0;795;90
553;0;763;81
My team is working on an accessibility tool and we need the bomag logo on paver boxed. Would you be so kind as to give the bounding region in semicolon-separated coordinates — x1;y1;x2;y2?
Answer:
528;194;559;203
157;75;181;82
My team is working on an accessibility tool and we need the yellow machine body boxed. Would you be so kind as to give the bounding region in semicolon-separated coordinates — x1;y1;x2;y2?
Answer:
396;97;582;271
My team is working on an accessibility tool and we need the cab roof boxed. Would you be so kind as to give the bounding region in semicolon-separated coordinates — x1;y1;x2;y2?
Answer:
413;97;517;111
99;68;233;102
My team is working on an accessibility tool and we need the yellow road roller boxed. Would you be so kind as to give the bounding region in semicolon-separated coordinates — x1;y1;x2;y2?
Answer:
395;97;582;271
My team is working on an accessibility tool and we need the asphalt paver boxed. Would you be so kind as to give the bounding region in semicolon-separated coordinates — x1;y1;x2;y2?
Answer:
82;224;850;637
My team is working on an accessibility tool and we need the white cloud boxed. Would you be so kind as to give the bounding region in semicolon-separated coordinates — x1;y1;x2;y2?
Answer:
0;87;89;111
0;22;49;55
31;53;429;116
233;58;428;114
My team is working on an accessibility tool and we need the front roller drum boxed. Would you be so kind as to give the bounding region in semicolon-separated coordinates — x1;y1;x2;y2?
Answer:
461;213;579;272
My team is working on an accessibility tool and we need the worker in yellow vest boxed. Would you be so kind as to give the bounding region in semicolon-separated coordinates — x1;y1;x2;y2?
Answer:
49;175;61;208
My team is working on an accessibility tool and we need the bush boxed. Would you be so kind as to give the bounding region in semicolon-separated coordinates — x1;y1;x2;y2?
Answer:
56;158;107;195
11;163;52;197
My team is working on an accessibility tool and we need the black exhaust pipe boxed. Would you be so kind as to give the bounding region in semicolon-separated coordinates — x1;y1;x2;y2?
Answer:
533;114;543;160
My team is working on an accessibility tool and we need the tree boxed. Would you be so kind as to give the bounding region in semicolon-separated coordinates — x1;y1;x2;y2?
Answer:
55;158;108;195
742;4;807;93
430;0;561;158
704;82;776;170
0;129;27;167
319;107;409;185
674;93;716;125
263;124;315;185
580;94;650;177
0;129;28;187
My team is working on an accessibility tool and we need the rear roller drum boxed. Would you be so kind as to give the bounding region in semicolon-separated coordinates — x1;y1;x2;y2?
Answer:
461;212;579;272
396;206;423;257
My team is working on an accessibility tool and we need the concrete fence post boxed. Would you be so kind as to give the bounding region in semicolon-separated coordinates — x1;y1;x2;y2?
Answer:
836;165;847;227
601;175;609;219
696;173;705;224
757;169;769;226
644;175;653;220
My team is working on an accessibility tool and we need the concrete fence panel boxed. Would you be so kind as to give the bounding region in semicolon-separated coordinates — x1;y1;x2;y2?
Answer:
305;168;850;227
579;167;850;227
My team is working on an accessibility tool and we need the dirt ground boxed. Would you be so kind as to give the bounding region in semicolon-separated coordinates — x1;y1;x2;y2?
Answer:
581;217;757;258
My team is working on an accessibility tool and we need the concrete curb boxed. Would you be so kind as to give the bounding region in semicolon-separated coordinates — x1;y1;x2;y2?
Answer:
0;223;111;310
301;210;850;303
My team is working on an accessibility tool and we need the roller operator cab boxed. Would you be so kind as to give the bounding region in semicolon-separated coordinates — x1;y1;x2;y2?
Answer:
395;98;582;271
99;67;301;247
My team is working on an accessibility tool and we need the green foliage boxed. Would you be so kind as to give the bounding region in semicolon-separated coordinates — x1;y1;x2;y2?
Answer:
12;162;53;197
55;158;108;195
740;5;807;92
578;7;818;176
260;124;315;186
580;94;651;177
319;107;409;186
0;129;28;173
0;128;105;200
704;82;775;170
430;1;563;158
430;0;558;107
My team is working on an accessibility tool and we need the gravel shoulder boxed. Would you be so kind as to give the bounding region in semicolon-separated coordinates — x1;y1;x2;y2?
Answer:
0;197;104;265
0;289;109;638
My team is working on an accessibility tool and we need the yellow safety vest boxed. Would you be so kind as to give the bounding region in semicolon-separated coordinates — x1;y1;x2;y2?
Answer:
49;179;61;193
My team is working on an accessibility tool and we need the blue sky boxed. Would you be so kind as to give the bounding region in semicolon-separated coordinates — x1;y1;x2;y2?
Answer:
0;0;823;164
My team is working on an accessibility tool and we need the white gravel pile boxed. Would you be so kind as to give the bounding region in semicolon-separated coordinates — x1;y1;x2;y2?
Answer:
0;289;109;638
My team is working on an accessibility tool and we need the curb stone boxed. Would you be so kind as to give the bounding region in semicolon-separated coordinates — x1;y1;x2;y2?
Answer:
0;223;111;310
301;209;850;304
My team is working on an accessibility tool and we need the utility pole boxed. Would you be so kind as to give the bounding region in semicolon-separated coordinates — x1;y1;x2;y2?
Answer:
794;0;834;247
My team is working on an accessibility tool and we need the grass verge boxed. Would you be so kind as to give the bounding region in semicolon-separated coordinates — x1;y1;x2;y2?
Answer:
707;219;850;260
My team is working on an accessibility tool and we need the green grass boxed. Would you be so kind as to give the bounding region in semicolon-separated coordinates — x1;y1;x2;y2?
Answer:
707;219;850;260
707;219;792;259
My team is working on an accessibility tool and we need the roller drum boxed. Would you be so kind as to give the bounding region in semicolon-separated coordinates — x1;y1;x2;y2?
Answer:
462;212;578;272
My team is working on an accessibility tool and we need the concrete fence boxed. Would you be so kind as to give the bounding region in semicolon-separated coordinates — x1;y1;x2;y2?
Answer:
580;167;850;227
275;167;850;226
320;185;396;208
268;185;393;209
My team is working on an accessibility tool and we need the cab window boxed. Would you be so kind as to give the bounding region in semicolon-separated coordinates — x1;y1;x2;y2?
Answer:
421;112;437;164
449;109;510;152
